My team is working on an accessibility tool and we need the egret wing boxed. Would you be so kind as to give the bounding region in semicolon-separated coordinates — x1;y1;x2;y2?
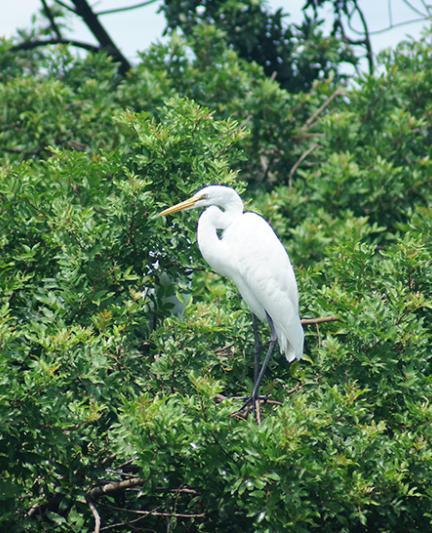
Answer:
224;212;303;359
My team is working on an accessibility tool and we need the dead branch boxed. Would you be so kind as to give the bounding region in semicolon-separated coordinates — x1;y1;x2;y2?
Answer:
88;477;145;499
401;0;427;17
11;38;100;53
254;398;262;425
101;502;204;519
54;0;78;14
215;393;282;406
41;0;62;39
286;383;303;395
301;316;338;325
27;494;63;517
29;475;200;521
101;509;205;531
96;0;159;16
288;143;318;187
301;88;344;132
365;17;428;36
352;1;374;74
292;132;324;141
156;487;198;495
70;0;131;74
87;497;101;533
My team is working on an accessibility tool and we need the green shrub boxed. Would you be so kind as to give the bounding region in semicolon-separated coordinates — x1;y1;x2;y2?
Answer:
0;25;431;533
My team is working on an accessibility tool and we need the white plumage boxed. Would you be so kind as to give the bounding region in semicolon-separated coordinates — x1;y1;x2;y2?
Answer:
160;185;304;362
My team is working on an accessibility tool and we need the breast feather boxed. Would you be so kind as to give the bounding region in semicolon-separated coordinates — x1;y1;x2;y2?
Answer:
224;213;299;312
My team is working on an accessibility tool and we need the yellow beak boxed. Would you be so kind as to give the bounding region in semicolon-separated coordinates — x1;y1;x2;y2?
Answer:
158;194;203;216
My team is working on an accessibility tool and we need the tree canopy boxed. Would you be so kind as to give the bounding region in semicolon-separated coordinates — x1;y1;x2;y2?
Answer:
0;3;431;531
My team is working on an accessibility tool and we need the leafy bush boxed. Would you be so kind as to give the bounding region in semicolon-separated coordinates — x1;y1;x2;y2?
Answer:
0;24;431;532
161;0;357;92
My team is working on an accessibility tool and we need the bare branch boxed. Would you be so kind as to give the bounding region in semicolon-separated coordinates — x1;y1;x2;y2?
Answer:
401;0;427;17
301;316;338;325
419;0;432;16
41;0;62;39
352;1;374;73
156;487;198;495
367;17;429;36
87;497;101;533
100;509;205;531
101;503;204;518
88;477;145;499
70;0;131;74
54;0;78;14
11;38;100;53
28;495;62;518
96;0;159;16
286;383;303;395
292;132;324;141
2;146;32;154
28;482;199;519
215;394;282;406
346;0;429;38
301;88;344;132
288;143;318;187
255;398;262;424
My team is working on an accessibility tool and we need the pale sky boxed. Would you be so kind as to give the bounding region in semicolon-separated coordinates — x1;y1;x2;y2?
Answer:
0;0;428;64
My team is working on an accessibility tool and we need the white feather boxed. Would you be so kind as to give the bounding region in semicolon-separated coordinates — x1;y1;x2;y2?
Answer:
195;186;304;361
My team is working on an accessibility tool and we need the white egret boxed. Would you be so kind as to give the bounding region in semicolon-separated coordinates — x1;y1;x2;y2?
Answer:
159;185;304;410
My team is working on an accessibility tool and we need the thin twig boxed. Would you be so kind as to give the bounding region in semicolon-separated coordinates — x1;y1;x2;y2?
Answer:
54;0;78;14
88;477;145;499
292;132;324;141
156;487;198;495
28;481;199;520
87;497;101;533
101;503;204;518
70;0;131;75
366;17;428;36
96;0;159;16
401;0;427;17
301;88;344;132
388;0;393;27
255;399;261;425
100;510;204;531
27;494;63;517
215;343;235;356
353;1;374;74
11;38;100;53
419;0;432;16
2;146;37;155
41;0;62;39
215;394;282;406
286;383;303;395
301;316;338;325
316;322;322;349
288;143;318;187
229;410;247;421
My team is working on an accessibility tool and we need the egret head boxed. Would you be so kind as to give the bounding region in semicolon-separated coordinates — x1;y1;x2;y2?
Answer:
159;185;241;216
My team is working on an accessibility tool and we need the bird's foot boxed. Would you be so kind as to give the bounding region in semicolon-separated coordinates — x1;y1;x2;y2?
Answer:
231;395;268;418
240;395;269;407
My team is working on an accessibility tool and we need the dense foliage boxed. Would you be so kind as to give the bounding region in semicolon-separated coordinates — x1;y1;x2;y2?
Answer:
161;0;357;92
0;19;431;532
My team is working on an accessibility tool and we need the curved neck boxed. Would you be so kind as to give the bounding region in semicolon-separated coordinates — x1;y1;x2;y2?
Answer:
197;199;243;275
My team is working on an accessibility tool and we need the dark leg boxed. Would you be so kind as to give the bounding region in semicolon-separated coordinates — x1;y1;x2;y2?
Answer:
252;314;261;385
235;313;277;414
251;314;277;402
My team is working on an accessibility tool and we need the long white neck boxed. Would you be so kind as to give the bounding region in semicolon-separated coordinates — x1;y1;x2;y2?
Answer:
197;195;243;276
